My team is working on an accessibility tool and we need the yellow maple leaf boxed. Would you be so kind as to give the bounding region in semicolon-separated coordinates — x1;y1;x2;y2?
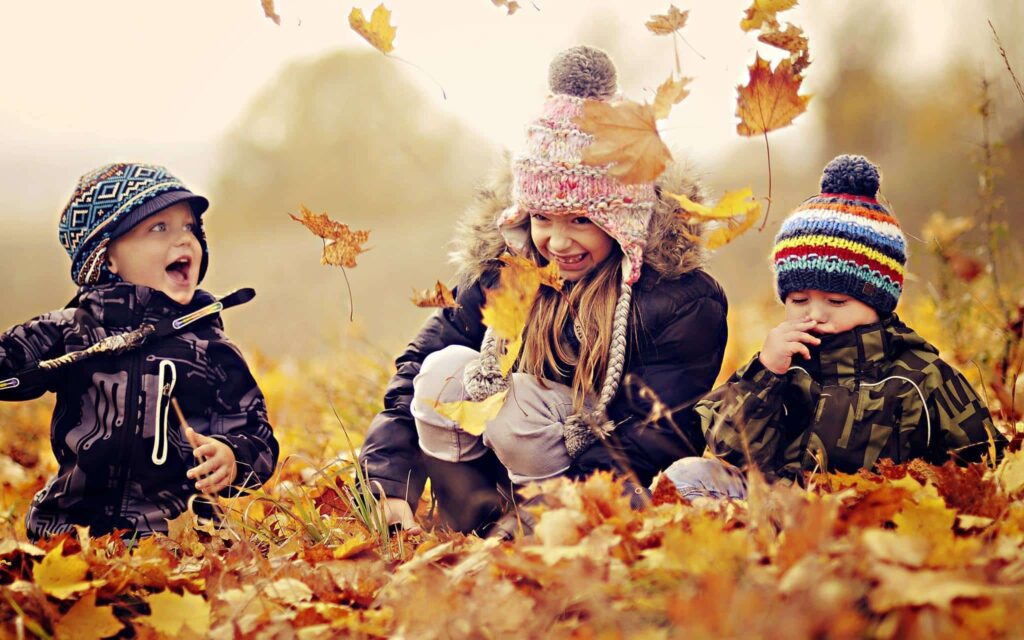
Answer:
645;5;689;35
740;0;798;32
333;532;377;559
349;4;397;54
652;75;692;120
33;542;104;600
261;0;281;25
290;205;371;268
138;590;210;636
669;188;762;249
436;389;509;436
736;55;810;136
575;100;672;184
412;281;459;309
53;591;124;640
491;0;520;15
481;255;561;343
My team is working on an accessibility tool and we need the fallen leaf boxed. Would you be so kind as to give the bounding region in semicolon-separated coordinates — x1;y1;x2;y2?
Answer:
138;590;210;636
265;578;314;605
869;564;1003;612
491;0;520;15
435;389;509;436
290;205;370;269
53;591;124;640
261;0;281;25
740;0;798;32
333;532;377;559
652;75;693;120
349;4;397;54
736;55;811;136
33;542;103;600
646;5;689;35
575;99;672;184
412;281;459;309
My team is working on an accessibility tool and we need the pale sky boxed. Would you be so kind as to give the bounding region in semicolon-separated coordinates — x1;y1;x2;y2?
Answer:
0;0;1014;212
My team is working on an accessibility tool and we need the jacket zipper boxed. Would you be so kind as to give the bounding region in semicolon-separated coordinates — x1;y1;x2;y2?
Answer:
116;305;145;520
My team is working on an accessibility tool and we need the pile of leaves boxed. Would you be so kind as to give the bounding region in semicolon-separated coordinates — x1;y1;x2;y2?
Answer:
3;447;1024;638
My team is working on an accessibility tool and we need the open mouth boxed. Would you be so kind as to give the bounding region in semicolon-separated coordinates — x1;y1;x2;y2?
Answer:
551;253;587;267
165;256;193;285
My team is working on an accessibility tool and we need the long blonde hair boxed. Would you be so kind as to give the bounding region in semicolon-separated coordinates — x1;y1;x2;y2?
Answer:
517;242;624;412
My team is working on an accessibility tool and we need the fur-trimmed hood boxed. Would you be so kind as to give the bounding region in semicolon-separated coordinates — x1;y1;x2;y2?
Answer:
450;154;709;289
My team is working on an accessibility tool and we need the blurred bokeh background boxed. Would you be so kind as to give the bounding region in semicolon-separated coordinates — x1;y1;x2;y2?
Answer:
1;0;1022;359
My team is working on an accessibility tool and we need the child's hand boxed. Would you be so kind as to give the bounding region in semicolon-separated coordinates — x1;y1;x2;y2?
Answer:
380;497;421;534
184;427;238;494
758;318;822;375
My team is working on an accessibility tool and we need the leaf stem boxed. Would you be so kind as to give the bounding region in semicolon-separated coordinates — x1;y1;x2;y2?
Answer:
389;55;447;101
758;131;773;231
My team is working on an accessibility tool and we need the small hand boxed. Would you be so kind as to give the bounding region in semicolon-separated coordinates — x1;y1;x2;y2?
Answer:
758;318;822;375
184;427;238;494
380;497;421;534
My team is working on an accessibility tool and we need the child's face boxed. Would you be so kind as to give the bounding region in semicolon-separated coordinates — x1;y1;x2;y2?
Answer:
106;203;202;305
529;212;615;281
783;289;880;335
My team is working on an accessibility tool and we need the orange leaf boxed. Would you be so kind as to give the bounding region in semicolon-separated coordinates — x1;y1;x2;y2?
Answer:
759;24;810;74
481;255;561;343
669;187;762;249
349;4;397;54
53;591;124;640
290;205;370;269
261;0;281;25
740;0;798;32
412;281;459;309
652;75;692;120
736;55;810;137
646;5;689;35
33;541;104;600
575;100;672;184
491;0;520;15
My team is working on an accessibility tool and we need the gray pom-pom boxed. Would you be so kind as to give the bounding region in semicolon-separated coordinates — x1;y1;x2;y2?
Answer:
548;46;617;100
820;154;880;197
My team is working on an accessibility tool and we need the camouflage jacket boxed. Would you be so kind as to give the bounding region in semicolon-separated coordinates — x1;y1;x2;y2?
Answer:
698;315;1005;481
0;283;279;539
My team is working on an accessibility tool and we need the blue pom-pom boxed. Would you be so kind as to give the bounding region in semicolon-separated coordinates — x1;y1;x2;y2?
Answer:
820;154;880;197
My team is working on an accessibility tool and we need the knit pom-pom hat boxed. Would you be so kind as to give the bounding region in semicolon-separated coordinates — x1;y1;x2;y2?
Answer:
465;46;660;459
59;163;210;287
772;154;906;314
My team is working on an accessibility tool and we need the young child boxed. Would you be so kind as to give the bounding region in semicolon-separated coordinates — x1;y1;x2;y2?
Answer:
663;155;1006;500
0;163;279;539
359;46;729;534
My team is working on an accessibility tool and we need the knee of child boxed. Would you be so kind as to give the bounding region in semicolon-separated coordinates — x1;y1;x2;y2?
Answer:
662;457;720;489
414;345;480;405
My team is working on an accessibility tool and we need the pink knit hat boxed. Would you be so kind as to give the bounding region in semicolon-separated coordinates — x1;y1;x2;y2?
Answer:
497;46;657;286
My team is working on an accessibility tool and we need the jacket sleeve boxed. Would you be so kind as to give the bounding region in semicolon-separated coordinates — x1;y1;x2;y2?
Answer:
208;339;280;491
925;364;1007;464
358;277;489;508
571;277;729;486
698;355;793;471
0;310;71;401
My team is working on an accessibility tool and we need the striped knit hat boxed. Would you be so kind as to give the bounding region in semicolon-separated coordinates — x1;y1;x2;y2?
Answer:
773;155;906;314
465;46;661;459
59;163;210;286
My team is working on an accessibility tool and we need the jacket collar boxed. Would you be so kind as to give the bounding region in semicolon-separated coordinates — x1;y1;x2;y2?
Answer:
72;283;217;329
795;314;926;384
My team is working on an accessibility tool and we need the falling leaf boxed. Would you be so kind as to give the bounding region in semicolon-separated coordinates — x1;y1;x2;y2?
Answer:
435;389;509;436
652;75;693;120
290;205;370;269
349;4;397;54
412;281;459;309
138;590;211;636
491;0;520;15
261;0;281;25
740;0;798;32
646;5;689;35
53;591;124;640
575;100;672;184
757;24;807;56
669;188;762;249
33;541;103;600
481;255;561;344
736;55;811;136
923;211;975;248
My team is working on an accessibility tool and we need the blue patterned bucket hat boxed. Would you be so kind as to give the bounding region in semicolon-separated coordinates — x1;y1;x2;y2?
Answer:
59;163;210;286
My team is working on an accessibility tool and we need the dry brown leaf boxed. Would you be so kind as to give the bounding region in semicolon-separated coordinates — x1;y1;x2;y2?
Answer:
736;55;811;137
646;5;689;35
652;75;693;120
412;281;459;309
349;4;397;54
290;205;370;268
740;0;798;32
575;100;672;184
261;0;281;25
491;0;520;15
